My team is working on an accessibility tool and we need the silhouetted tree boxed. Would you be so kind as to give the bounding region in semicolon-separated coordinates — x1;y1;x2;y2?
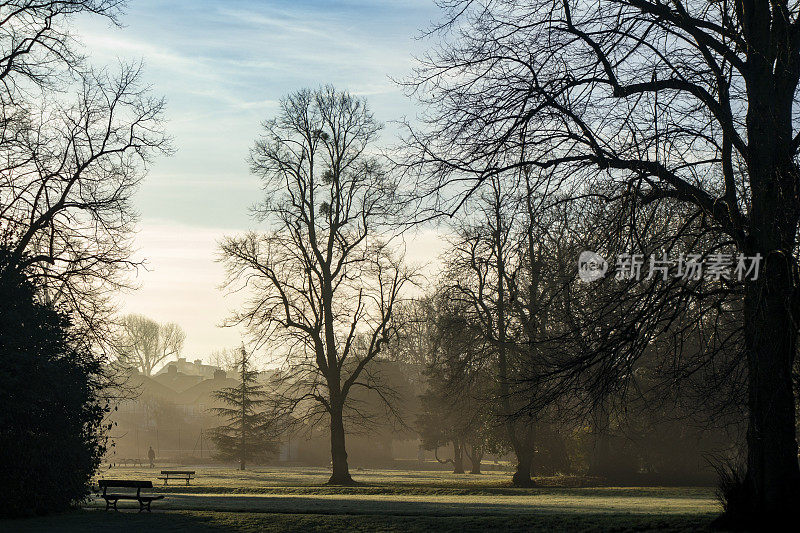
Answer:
0;2;169;345
0;248;108;517
403;1;800;523
220;87;414;484
209;347;276;470
438;173;545;485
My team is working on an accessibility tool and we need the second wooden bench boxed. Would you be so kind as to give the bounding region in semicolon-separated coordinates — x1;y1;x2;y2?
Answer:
157;470;196;485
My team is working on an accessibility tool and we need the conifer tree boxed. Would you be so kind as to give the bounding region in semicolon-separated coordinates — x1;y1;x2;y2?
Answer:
209;347;275;470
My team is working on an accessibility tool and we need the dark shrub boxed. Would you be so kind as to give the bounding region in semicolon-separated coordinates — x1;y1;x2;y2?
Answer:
0;252;108;517
710;457;753;530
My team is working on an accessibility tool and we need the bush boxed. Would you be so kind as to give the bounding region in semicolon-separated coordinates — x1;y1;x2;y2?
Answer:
0;254;108;517
709;457;753;530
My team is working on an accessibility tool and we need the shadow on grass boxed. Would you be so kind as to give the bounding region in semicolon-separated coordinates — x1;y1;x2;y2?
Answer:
1;509;723;532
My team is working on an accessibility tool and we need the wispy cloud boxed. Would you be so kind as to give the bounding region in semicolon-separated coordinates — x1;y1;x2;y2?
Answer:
72;0;441;357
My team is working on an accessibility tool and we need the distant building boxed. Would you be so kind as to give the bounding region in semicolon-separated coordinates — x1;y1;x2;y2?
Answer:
155;357;222;380
110;358;237;461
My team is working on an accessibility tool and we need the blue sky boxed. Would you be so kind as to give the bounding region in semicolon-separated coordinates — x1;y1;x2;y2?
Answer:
79;0;439;227
75;0;445;361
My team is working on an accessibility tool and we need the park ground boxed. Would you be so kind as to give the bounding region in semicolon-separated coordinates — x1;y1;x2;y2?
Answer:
1;466;723;532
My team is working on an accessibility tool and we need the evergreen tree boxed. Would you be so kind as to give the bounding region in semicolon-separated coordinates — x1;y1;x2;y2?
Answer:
209;347;276;470
0;247;108;517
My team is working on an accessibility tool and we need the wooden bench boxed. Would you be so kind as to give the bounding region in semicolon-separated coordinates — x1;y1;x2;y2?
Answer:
157;470;196;485
98;480;164;512
116;458;143;467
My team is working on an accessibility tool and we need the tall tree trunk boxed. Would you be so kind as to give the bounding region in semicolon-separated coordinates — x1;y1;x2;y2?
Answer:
512;450;534;487
743;264;800;518
491;178;537;487
741;51;800;516
511;424;536;487
588;402;613;480
328;404;353;484
466;443;483;474
452;439;465;474
240;349;247;471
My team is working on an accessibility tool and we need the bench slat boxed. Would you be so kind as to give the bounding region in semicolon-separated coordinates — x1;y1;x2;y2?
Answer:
104;494;162;500
99;480;153;488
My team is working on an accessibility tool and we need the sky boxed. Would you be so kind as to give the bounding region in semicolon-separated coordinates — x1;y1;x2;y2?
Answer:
74;0;447;362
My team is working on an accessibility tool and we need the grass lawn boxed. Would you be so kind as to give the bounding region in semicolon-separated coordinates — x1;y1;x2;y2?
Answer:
1;466;723;532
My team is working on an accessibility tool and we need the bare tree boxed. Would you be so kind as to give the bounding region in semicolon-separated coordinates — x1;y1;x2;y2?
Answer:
402;0;800;522
0;2;169;343
220;87;414;484
0;1;124;97
441;173;540;485
210;347;241;373
114;314;185;376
